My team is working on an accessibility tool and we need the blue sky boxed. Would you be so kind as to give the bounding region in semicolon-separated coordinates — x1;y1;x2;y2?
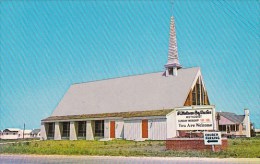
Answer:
1;1;259;130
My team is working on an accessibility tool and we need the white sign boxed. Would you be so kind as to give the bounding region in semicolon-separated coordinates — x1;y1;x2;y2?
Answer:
176;108;214;130
204;132;222;145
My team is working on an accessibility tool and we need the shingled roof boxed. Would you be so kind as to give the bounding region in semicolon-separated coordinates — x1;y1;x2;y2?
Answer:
218;112;245;124
49;67;201;117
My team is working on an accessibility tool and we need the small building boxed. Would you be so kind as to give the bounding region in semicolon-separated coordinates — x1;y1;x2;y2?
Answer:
255;129;260;137
41;16;212;141
216;109;251;137
31;129;41;138
18;130;32;139
1;128;21;140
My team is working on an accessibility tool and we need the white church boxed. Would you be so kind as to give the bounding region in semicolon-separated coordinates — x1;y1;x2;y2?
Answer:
41;16;213;141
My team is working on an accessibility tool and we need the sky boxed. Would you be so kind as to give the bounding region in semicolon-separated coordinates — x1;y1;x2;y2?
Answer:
0;1;259;130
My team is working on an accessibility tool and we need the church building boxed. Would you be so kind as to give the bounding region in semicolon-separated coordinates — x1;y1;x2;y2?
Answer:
41;16;211;141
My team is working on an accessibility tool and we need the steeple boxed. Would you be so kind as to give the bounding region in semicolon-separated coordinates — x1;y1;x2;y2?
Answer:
165;16;182;76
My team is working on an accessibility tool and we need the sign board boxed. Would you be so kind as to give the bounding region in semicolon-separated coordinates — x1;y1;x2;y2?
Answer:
176;108;214;130
204;132;222;145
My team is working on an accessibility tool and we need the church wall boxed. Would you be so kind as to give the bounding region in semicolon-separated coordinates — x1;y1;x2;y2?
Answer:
40;123;47;140
115;120;124;139
86;120;94;140
54;122;61;140
123;117;168;141
124;119;142;140
104;120;110;138
148;118;167;140
69;121;77;140
166;111;177;138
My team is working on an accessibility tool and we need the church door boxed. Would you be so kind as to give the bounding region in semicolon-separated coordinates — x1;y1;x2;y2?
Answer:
110;121;115;138
142;119;148;138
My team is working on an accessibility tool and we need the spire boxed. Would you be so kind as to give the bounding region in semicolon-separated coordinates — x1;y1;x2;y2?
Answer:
164;15;182;76
167;16;180;66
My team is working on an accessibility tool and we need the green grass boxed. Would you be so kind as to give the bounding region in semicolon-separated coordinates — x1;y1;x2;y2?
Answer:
0;138;38;143
0;138;260;158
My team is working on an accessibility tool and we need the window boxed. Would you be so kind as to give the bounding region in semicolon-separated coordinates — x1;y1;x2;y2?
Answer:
204;91;208;105
243;125;246;130
196;83;201;105
192;87;196;105
219;125;226;131
47;123;55;139
230;125;236;131
201;87;204;105
191;78;203;105
236;125;239;131
95;120;104;137
62;122;70;138
78;121;86;138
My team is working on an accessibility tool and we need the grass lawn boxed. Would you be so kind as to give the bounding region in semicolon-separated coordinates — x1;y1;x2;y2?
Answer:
0;138;38;143
0;138;259;158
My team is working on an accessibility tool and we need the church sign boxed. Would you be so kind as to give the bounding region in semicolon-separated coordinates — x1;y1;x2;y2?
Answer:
176;108;214;130
204;132;222;145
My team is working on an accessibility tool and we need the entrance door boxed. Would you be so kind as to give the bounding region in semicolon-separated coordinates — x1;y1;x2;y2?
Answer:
110;121;115;138
142;119;148;138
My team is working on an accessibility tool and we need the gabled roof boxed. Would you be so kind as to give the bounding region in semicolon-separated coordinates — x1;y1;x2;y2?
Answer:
50;67;201;117
3;128;21;132
43;109;173;122
31;129;40;134
218;112;245;124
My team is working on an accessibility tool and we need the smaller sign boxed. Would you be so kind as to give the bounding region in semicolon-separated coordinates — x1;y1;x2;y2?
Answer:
204;132;222;145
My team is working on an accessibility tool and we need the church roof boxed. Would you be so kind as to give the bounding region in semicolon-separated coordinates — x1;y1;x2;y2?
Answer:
50;67;201;117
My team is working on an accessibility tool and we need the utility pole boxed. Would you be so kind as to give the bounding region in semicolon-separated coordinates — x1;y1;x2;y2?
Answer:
23;123;25;139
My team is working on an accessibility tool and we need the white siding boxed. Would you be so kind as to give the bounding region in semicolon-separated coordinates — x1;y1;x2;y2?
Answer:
54;122;61;140
1;132;19;139
17;130;32;139
69;121;77;140
124;120;142;140
86;120;94;140
115;120;124;139
41;123;47;140
104;120;110;138
166;111;177;138
148;118;167;140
